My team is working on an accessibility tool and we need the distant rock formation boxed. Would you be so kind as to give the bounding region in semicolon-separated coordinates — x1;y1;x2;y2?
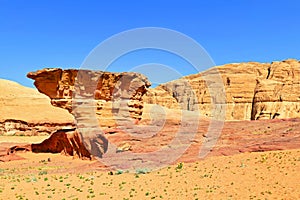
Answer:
144;59;300;120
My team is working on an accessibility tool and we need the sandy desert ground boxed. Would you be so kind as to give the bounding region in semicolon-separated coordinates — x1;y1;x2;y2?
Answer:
0;135;300;200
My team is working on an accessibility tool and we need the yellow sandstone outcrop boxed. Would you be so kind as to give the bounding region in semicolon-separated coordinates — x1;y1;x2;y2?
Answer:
144;59;300;120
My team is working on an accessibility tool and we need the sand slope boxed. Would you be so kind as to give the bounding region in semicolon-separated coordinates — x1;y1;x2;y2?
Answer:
0;79;73;123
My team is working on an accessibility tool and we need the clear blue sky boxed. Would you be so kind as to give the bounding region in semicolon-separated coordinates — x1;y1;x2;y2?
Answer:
1;0;300;87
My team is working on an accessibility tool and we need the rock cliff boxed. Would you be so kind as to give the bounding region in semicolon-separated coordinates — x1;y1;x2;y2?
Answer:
144;59;300;120
251;59;300;120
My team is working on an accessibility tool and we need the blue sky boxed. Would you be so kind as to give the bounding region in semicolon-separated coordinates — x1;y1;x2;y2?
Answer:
0;0;300;87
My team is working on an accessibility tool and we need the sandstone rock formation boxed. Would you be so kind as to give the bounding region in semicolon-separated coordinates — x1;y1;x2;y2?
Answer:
251;59;300;120
144;59;300;121
27;68;151;127
0;79;74;136
26;59;300;123
26;69;150;159
7;128;93;160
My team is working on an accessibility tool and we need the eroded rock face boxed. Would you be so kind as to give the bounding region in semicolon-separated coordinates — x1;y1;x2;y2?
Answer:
144;59;300;120
25;68;150;159
27;68;151;126
7;129;93;160
252;59;300;120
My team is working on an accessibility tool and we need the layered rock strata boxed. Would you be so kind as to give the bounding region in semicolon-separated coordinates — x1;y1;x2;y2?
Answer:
251;59;300;120
144;59;300;120
27;68;151;127
0;119;74;136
